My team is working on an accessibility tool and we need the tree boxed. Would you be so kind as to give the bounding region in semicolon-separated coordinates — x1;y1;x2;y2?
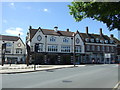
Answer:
68;2;120;31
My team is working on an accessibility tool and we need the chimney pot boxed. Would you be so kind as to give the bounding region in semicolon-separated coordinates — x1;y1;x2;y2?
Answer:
110;34;114;38
29;26;32;30
86;27;88;34
54;26;58;32
100;28;103;36
66;29;69;32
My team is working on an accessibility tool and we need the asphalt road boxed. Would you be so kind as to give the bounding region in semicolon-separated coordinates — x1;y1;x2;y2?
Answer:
2;64;119;88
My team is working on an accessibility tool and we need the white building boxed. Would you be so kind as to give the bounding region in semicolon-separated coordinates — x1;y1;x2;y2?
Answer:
0;35;26;64
26;26;77;64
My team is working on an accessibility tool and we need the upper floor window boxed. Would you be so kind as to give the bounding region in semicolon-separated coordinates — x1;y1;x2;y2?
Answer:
96;38;99;43
92;45;95;51
97;46;100;51
90;38;94;43
37;44;43;52
6;42;12;47
35;43;43;52
75;46;81;53
48;45;57;52
107;46;109;52
100;40;104;43
6;48;11;53
111;46;114;52
110;40;114;44
50;36;56;42
102;46;105;51
86;45;90;51
63;38;69;43
105;40;108;44
85;38;89;42
16;48;22;54
61;45;70;52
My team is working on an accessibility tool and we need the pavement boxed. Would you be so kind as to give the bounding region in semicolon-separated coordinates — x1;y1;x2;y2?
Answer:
0;64;86;74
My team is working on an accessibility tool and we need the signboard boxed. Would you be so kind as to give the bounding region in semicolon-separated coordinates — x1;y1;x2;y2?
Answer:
105;53;111;58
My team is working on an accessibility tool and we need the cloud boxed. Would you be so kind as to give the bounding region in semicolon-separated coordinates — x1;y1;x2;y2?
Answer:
10;3;14;6
43;8;48;12
9;2;16;9
5;27;24;36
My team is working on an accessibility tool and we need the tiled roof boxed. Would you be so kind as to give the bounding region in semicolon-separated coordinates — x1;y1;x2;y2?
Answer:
111;37;120;44
29;28;74;40
79;33;110;42
0;35;20;41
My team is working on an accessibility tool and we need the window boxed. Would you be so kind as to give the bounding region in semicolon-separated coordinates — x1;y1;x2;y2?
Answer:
6;48;11;53
102;46;105;51
75;46;81;53
16;48;22;54
86;45;90;51
111;46;114;52
107;46;109;52
48;45;57;52
100;40;104;43
85;38;89;42
90;38;94;42
105;40;108;44
37;44;43;52
61;45;70;52
50;36;56;42
97;46;100;51
110;40;114;44
6;42;12;47
92;45;95;51
63;38;69;43
96;38;99;43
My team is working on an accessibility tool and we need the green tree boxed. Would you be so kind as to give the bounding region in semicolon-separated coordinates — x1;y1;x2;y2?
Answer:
68;2;120;31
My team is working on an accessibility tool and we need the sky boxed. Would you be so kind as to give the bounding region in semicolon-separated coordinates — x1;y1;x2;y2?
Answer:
1;2;119;42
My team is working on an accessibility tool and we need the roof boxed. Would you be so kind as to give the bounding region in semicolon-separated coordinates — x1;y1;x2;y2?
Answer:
79;33;111;42
0;35;20;41
111;37;120;45
29;28;74;40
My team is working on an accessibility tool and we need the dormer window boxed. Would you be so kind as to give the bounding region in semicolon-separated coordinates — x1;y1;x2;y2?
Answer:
50;36;56;42
90;38;94;42
85;38;89;42
105;40;108;44
100;40;104;43
63;38;69;43
110;40;114;44
96;38;99;43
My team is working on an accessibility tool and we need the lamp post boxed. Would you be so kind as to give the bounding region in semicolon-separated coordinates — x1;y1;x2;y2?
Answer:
2;43;6;66
73;33;76;67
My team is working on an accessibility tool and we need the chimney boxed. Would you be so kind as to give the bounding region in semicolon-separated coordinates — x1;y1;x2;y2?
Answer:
66;29;69;32
86;26;88;34
29;26;32;30
18;33;20;37
100;28;103;36
54;26;58;32
110;34;114;38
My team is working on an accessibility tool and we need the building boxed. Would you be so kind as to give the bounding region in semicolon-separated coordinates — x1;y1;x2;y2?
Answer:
26;26;75;65
110;35;120;63
0;35;26;64
75;27;117;64
26;26;119;65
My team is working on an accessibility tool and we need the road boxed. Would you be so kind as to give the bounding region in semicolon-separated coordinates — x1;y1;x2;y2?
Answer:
2;64;119;88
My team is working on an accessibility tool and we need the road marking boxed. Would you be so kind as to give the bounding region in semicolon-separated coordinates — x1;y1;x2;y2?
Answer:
112;81;120;90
